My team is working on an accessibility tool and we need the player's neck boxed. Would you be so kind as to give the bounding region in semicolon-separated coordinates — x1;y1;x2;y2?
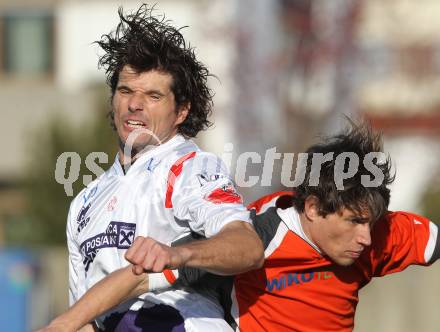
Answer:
299;213;319;250
117;140;157;170
118;149;146;165
117;133;180;173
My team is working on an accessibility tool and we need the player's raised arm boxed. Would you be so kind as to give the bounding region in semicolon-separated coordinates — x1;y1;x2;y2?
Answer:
175;220;264;274
369;211;439;277
127;221;264;276
125;151;265;276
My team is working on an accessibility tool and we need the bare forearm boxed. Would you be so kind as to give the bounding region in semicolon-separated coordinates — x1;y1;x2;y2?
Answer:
78;324;97;332
126;221;264;276
47;267;147;331
178;221;264;275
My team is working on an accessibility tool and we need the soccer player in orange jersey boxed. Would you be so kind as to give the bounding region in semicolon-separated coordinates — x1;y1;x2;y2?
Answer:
38;123;439;331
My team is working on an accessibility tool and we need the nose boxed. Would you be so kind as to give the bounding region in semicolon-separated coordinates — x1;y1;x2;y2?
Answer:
128;92;144;113
356;223;371;247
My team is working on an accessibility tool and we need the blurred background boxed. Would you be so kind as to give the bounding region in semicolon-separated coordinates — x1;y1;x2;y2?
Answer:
0;0;439;331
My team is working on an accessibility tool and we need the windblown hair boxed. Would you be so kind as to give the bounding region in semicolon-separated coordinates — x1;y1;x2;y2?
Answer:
291;122;395;222
95;4;213;137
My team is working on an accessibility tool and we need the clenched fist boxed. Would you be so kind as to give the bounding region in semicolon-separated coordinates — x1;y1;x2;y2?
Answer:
125;236;190;275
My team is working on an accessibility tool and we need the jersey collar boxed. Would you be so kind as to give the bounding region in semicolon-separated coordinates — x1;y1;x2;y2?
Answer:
110;134;186;176
277;207;322;254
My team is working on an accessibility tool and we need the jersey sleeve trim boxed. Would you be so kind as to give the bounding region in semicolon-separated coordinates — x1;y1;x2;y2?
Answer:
425;221;439;263
163;269;178;284
165;151;197;208
428;222;440;264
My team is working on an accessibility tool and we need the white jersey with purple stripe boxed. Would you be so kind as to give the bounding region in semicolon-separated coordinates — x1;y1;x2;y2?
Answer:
67;134;249;331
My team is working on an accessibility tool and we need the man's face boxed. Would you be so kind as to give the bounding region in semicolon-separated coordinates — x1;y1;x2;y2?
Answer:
112;65;188;156
308;207;373;266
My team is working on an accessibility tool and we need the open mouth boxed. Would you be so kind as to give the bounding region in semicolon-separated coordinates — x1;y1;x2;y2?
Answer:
126;120;147;129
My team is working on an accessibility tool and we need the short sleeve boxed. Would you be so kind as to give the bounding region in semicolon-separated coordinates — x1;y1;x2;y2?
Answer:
369;211;439;277
167;152;251;238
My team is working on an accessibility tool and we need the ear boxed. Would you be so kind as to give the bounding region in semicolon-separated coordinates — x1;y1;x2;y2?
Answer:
304;196;321;222
175;102;190;126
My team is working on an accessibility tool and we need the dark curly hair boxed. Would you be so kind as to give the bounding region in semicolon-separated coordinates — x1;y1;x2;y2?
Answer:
95;4;213;137
291;121;395;223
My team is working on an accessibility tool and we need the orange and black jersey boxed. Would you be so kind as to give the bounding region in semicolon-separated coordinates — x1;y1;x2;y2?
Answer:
177;193;440;331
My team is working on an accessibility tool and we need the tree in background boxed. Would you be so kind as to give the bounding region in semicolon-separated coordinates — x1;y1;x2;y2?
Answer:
5;86;117;246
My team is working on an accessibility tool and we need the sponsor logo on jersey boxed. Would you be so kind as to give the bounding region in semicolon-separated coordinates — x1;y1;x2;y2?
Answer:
205;184;243;204
146;158;161;173
196;172;242;204
196;172;228;187
77;203;92;233
82;185;98;205
266;271;334;292
80;221;136;272
77;185;99;233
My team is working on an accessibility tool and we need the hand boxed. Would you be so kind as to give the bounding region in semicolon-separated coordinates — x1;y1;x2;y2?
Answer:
125;236;189;275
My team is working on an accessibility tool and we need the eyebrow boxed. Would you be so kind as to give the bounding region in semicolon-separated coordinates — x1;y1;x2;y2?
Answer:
116;85;132;91
116;85;167;96
147;89;167;96
346;216;371;223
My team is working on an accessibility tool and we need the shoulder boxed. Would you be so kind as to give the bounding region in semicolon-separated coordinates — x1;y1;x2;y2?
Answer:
169;144;223;170
386;211;431;223
251;207;285;249
247;191;293;214
373;211;431;233
165;140;228;180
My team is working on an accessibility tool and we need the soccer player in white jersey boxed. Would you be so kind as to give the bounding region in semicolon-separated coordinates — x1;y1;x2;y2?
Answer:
38;5;263;331
38;124;439;332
